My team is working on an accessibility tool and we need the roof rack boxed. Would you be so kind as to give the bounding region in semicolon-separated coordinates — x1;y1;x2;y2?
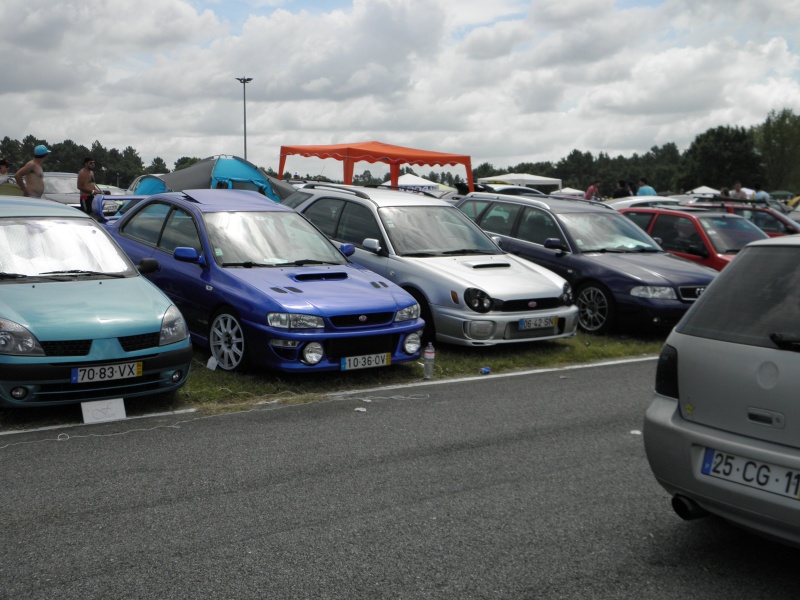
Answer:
465;191;550;210
297;182;371;200
363;184;439;198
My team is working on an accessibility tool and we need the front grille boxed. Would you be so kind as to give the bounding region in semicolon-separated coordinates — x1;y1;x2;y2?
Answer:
325;335;396;360
40;340;92;357
119;332;161;352
678;286;707;301
494;297;564;312
330;312;394;327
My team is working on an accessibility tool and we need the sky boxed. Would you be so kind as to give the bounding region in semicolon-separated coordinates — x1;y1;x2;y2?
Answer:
3;0;799;181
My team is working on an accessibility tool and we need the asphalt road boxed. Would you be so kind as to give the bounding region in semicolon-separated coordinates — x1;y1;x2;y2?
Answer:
1;358;797;599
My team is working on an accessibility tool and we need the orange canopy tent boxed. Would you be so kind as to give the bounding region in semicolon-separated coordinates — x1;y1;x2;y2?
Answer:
278;140;473;191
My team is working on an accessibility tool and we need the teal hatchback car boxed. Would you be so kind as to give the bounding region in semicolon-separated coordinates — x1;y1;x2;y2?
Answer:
0;197;193;407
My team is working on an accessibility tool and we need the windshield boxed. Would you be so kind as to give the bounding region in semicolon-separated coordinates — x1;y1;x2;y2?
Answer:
697;216;767;253
378;205;501;256
204;211;348;266
559;212;661;252
0;218;134;278
44;176;79;194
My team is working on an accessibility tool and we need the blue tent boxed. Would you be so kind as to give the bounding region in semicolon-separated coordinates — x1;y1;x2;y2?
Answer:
129;155;295;202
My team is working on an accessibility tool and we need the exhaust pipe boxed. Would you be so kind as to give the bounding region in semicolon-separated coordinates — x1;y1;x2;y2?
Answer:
671;495;709;520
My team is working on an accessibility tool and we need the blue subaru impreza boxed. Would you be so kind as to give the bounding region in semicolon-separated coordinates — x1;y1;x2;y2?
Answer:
0;197;193;407
101;189;424;372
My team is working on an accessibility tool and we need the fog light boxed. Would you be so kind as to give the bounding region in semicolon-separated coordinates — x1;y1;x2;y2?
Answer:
404;333;422;354
270;339;301;348
11;387;27;400
171;371;183;383
467;321;494;340
302;342;324;365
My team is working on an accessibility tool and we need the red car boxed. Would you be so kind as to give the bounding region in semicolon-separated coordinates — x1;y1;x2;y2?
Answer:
689;201;800;237
619;207;769;271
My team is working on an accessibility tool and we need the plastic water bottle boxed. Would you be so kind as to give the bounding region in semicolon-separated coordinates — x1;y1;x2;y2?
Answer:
423;342;435;379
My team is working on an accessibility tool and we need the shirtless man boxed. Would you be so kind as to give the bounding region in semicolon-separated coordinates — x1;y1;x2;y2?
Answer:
14;145;51;198
77;156;101;214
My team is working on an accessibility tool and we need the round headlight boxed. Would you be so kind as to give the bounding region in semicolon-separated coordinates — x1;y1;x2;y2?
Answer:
404;333;422;354
464;288;493;313
302;342;324;365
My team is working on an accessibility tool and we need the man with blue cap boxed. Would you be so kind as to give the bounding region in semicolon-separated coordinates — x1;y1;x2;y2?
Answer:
14;145;51;198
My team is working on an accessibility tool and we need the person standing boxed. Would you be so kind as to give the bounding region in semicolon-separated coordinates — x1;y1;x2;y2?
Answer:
753;183;770;204
14;145;51;198
0;159;12;185
77;156;102;214
584;179;601;200
611;179;630;198
636;177;656;196
731;181;748;199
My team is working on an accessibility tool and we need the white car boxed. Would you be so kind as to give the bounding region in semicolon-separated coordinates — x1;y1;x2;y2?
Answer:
604;196;685;210
286;184;578;346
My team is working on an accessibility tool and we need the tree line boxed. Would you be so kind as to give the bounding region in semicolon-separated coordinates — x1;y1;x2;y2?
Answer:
3;108;798;193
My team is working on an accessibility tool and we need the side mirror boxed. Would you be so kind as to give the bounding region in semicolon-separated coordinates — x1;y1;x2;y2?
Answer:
339;243;356;257
687;243;709;258
363;238;382;254
174;246;207;266
137;258;159;274
543;238;567;252
491;235;504;249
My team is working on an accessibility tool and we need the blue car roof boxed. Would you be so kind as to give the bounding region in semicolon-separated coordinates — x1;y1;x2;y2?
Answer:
158;189;294;214
0;196;88;218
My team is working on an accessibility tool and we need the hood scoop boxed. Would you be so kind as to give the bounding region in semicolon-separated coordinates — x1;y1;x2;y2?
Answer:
466;261;512;269
291;272;349;282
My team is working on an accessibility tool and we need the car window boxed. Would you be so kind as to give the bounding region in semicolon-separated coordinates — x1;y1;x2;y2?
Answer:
649;215;699;253
302;197;345;238
731;208;785;233
43;176;78;194
517;207;566;245
336;202;383;247
458;199;491;221
379;205;499;256
622;211;655;232
559;211;660;252
677;246;800;348
282;191;313;209
697;215;767;252
478;203;521;236
159;208;201;254
121;202;170;246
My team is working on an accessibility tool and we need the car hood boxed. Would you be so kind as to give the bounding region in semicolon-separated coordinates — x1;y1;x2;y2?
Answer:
402;254;566;297
0;278;172;340
228;264;416;313
586;251;717;285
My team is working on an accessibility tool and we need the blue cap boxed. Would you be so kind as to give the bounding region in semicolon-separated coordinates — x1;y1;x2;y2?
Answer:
34;145;51;157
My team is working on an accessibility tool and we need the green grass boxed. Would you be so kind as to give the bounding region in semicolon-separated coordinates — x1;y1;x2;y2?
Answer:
0;332;664;429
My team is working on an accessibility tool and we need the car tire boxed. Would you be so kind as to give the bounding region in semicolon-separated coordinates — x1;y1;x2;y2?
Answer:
576;283;615;334
209;309;249;371
406;288;436;344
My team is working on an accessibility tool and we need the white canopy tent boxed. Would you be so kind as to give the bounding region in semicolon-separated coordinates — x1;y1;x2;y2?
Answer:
379;173;447;192
553;187;584;196
478;173;562;188
686;185;719;195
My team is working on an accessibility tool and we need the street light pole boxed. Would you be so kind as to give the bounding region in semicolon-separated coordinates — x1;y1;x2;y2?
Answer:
235;76;253;160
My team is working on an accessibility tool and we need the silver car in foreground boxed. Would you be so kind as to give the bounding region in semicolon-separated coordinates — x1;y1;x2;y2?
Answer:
644;234;800;546
286;184;578;346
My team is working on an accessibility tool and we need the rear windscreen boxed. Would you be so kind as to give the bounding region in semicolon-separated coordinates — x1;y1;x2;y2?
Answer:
676;246;800;347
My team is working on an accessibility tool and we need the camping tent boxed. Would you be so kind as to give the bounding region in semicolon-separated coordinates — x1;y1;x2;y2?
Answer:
379;173;439;192
477;173;562;188
128;155;295;202
278;141;474;191
686;185;719;196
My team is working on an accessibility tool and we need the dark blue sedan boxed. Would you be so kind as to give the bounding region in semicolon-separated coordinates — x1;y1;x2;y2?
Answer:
103;189;424;372
456;193;716;333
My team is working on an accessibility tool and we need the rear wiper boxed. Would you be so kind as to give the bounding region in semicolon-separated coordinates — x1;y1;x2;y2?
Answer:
0;272;28;279
41;270;126;278
769;332;800;352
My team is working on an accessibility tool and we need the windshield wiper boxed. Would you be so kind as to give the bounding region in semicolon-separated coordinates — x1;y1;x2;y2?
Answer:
401;252;440;257
41;270;126;278
441;249;497;255
769;333;800;352
282;259;340;266
582;248;625;253
221;261;277;268
0;272;28;279
631;247;661;252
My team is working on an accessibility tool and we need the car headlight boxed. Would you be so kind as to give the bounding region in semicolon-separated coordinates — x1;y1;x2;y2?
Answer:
464;288;493;313
561;282;574;305
160;305;189;345
631;286;677;300
267;313;324;329
0;318;45;356
395;303;420;322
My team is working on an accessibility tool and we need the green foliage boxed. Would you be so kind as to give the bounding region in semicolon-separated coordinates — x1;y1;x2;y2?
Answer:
753;108;800;193
174;156;201;171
